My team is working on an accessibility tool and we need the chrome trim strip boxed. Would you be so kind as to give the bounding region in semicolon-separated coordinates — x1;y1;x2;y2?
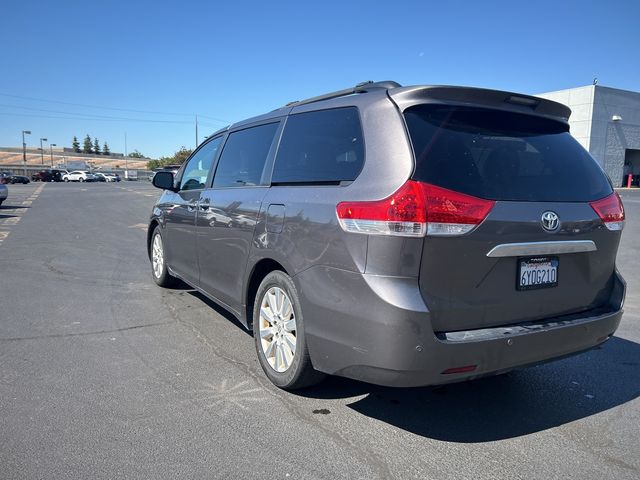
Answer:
486;240;597;258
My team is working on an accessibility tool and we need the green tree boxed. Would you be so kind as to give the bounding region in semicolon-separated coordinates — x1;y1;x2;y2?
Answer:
172;146;192;165
93;138;101;155
146;159;162;170
82;134;93;153
128;150;144;158
148;146;193;170
102;142;110;156
72;136;80;153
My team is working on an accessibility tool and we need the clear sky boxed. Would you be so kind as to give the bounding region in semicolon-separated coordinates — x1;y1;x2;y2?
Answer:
1;0;639;159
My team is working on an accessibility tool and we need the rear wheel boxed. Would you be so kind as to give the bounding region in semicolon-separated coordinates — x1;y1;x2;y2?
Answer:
253;271;324;390
64;177;69;182
150;227;178;287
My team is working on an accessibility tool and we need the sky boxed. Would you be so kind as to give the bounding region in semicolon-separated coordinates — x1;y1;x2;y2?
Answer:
1;0;639;159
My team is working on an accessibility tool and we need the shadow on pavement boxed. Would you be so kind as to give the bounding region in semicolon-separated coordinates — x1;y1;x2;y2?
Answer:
297;336;640;442
0;205;30;210
187;290;252;336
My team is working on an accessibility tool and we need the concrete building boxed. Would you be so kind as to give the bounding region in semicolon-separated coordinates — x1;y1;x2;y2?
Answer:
536;85;640;186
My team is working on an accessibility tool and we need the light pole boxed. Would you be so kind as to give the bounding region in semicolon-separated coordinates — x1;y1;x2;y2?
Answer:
49;143;56;167
22;130;31;175
40;138;48;165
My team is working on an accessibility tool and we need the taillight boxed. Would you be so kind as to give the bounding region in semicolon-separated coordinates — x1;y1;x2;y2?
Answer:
590;192;625;231
336;181;495;237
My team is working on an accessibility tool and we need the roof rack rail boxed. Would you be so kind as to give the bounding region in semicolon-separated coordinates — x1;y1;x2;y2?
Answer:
284;80;401;107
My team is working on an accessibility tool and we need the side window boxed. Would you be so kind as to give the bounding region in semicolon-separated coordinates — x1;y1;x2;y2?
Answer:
179;137;223;191
272;107;364;184
212;122;279;188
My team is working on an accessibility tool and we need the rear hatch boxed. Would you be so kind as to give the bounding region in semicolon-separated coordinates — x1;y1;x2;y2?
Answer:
402;104;623;332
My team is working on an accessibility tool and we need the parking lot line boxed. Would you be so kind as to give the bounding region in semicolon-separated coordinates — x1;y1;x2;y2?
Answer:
0;183;46;245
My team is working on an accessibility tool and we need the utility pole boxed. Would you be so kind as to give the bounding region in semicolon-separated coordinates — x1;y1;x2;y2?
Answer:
50;143;56;167
22;130;31;175
195;115;199;148
40;137;48;165
124;131;128;178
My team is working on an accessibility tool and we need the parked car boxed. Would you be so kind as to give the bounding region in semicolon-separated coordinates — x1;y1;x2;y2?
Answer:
102;172;120;182
92;172;108;182
31;170;62;182
62;171;96;182
4;175;30;184
0;183;7;206
147;81;626;391
150;165;180;182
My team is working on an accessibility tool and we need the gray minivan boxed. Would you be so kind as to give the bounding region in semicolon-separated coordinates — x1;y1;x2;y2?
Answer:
148;81;625;390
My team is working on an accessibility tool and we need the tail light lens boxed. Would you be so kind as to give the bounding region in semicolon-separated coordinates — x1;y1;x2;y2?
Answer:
590;192;625;231
336;181;495;237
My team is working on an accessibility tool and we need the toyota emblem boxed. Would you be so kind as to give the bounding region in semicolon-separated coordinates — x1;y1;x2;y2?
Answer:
541;211;559;231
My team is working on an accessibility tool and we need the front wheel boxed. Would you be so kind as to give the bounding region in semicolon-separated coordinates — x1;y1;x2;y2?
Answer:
79;178;85;182
253;271;324;390
64;178;69;182
150;227;178;287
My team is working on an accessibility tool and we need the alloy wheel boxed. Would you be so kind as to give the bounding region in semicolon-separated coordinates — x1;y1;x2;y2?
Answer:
152;234;164;279
259;286;297;373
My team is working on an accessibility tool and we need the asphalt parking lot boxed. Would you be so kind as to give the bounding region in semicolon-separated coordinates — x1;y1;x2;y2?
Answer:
1;181;639;479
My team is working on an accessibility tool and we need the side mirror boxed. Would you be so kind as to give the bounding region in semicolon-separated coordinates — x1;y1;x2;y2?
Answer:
152;171;177;191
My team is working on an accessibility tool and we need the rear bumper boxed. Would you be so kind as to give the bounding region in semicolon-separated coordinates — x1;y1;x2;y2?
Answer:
296;266;625;387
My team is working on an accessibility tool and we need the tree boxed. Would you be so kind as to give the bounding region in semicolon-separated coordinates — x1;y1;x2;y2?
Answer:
128;150;144;158
146;159;162;170
103;142;110;156
82;134;93;153
72;136;81;153
147;146;193;170
173;146;192;164
93;138;101;155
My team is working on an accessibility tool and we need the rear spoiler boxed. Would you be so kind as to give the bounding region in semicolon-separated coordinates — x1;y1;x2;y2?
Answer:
388;85;571;124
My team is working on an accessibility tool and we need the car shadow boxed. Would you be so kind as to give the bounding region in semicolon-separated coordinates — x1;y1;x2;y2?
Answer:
187;290;252;336
296;336;640;443
0;205;30;210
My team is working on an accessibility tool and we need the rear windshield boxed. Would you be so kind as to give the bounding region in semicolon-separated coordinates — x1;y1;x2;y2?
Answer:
404;105;612;202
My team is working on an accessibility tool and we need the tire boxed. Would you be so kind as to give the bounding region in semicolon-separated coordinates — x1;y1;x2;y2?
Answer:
150;227;178;287
79;178;85;182
64;178;69;182
253;271;324;390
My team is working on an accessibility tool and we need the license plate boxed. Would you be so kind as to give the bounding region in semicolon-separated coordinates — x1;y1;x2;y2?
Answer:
517;257;558;290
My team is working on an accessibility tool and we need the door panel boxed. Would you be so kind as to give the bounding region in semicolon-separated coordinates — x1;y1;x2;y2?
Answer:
197;188;268;311
195;121;281;311
163;137;223;285
163;190;201;285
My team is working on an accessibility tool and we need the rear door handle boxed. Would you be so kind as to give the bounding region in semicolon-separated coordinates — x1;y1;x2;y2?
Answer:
187;199;197;212
199;198;210;211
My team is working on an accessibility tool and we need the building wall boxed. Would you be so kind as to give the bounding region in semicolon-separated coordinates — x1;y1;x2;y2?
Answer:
537;85;640;186
591;87;640;185
536;85;595;151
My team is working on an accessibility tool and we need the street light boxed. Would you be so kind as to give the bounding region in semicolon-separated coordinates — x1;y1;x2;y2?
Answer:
40;138;48;165
49;143;57;167
22;130;31;175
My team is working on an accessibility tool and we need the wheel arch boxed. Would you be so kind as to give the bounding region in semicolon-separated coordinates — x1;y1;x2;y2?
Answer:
147;220;160;260
244;258;289;328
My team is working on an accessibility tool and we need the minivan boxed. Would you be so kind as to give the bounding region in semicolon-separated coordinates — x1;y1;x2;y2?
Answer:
148;81;625;390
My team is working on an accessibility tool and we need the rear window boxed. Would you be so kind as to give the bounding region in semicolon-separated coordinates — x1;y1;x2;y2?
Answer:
404;105;612;202
272;107;364;184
